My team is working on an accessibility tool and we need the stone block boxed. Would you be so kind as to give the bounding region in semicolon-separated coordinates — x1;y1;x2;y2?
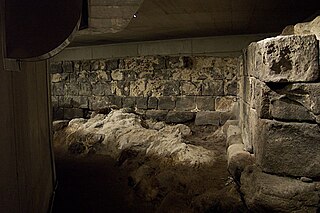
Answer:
64;83;79;96
222;120;239;135
215;96;237;112
270;98;314;122
79;83;92;96
165;111;195;123
61;96;88;109
241;166;319;213
249;35;319;82
226;134;243;147
96;70;111;82
64;108;83;120
91;60;106;71
175;96;196;111
227;125;241;138
53;73;69;83
153;56;166;70
180;81;201;95
93;83;112;96
130;80;146;96
107;96;122;108
88;96;111;110
122;97;136;108
122;70;137;81
145;110;168;121
220;111;237;125
80;61;91;72
74;61;81;72
106;59;119;70
111;81;130;96
50;62;62;73
136;97;148;109
162;81;180;96
52;83;64;96
196;96;215;111
227;144;254;181
62;61;73;73
158;96;175;110
111;70;124;80
224;77;238;96
255;119;320;177
166;56;184;69
153;69;173;80
202;80;224;96
195;111;220;126
147;97;158;109
281;83;320;116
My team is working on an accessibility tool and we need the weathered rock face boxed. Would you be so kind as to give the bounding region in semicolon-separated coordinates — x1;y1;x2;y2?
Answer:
247;35;319;83
53;109;246;212
50;56;239;122
54;109;216;165
241;166;319;213
256;119;320;177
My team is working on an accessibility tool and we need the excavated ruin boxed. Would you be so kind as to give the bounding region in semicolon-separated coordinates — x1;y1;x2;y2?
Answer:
53;109;246;212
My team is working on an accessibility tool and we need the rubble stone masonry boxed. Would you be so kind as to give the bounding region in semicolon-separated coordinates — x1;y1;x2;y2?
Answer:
50;55;239;124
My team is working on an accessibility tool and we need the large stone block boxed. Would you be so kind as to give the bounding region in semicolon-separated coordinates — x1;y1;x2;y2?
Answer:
88;96;112;110
175;96;196;111
158;96;175;110
196;96;215;111
248;35;319;82
147;97;158;109
215;96;237;112
195;111;220;126
165;111;195;123
241;166;319;213
202;80;224;96
227;144;254;181
270;98;314;122
281;83;320;116
255;119;320;177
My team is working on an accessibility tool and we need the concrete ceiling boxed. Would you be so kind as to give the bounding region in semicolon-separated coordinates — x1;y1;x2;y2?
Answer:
71;0;320;46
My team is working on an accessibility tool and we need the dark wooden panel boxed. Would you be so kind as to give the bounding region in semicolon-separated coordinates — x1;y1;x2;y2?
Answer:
0;1;20;211
10;61;54;213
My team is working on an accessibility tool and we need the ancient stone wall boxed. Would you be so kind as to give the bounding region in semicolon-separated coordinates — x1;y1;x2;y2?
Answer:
236;32;320;211
50;55;239;124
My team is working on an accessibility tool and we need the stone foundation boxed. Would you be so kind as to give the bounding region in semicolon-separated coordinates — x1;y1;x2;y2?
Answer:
233;18;320;212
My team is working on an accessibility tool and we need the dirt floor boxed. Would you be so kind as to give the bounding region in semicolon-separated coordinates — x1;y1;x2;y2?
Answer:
52;111;247;213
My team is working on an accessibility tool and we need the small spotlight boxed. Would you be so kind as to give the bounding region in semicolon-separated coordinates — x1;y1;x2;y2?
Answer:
133;14;137;18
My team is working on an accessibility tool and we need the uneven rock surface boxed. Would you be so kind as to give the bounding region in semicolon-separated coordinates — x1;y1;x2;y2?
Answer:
241;166;320;213
53;109;246;212
247;35;318;83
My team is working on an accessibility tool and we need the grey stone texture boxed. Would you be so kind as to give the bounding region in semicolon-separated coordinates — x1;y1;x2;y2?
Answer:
227;143;254;181
247;35;319;83
165;111;196;123
255;119;320;177
195;111;220;126
51;55;238;120
241;166;319;213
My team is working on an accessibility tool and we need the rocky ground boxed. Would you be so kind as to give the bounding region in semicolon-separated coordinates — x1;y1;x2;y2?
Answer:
52;109;247;212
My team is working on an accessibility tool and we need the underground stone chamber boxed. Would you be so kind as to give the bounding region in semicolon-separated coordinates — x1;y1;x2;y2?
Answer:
51;16;320;213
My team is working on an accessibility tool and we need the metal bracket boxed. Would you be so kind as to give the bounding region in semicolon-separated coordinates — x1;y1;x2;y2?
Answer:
4;58;21;72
